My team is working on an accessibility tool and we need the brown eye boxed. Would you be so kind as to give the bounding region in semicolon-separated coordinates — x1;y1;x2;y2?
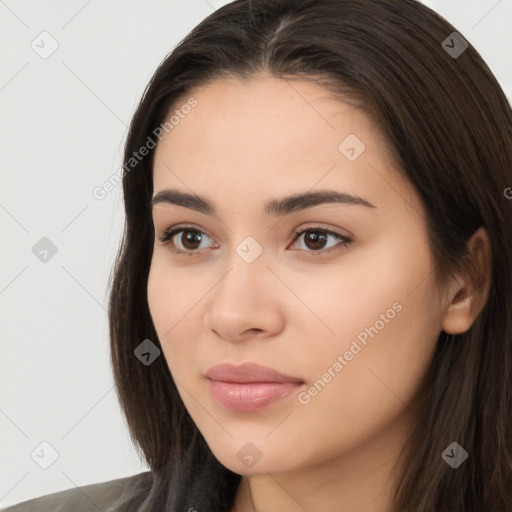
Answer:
290;227;352;255
159;227;216;256
303;231;328;250
176;230;203;250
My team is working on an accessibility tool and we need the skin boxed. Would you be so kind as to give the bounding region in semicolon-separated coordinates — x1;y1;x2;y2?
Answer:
147;73;491;512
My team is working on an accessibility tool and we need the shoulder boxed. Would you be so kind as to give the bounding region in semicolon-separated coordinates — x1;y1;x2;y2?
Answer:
1;471;153;512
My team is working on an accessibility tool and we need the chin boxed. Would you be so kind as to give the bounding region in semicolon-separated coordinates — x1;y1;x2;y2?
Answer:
205;435;301;476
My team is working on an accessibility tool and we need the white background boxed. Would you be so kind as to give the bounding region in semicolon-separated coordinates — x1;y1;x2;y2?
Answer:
1;0;511;507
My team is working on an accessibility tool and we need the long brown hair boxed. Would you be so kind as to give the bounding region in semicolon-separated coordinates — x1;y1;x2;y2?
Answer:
108;0;512;510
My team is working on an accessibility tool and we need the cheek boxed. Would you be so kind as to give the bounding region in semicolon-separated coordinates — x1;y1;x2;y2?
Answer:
283;236;435;352
294;231;442;405
147;257;198;329
280;281;441;471
147;259;208;375
147;261;172;335
147;262;181;363
295;289;440;465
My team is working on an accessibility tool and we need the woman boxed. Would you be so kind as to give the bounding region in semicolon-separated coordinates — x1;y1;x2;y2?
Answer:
5;0;511;510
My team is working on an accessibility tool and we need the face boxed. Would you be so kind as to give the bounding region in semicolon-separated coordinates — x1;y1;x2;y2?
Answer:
147;73;448;476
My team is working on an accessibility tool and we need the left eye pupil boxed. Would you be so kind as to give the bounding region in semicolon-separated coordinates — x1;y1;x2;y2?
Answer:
304;231;327;250
182;230;202;250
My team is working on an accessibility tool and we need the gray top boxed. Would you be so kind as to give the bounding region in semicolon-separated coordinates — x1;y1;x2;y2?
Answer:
1;471;153;512
1;447;241;512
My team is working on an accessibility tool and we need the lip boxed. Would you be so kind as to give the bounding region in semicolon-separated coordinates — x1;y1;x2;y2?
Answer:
205;362;304;384
205;362;305;412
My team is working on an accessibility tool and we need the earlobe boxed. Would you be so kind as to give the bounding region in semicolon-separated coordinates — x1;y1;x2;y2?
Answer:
441;226;492;335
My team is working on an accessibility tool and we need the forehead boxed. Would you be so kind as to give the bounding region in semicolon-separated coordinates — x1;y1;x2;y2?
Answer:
152;74;422;219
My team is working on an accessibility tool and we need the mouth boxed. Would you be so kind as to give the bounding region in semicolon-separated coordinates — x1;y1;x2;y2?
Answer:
205;362;305;412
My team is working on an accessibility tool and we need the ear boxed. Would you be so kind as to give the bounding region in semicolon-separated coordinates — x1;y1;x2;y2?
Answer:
441;226;492;335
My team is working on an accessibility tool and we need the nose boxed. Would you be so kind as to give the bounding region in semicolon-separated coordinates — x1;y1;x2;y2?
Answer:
203;252;284;343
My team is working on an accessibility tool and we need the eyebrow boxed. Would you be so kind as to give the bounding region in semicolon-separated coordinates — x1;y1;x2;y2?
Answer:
150;188;376;216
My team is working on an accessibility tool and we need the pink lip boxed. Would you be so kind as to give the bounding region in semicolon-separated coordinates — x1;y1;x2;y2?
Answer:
205;362;305;412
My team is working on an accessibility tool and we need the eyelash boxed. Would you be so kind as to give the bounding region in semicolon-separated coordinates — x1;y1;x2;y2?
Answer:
157;225;352;258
